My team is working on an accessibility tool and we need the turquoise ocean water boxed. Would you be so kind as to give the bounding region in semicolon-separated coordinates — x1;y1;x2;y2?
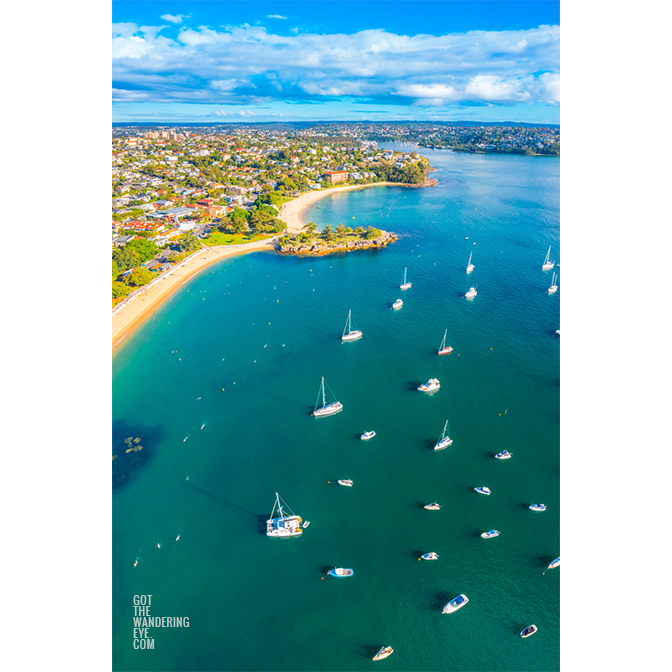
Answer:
113;146;559;671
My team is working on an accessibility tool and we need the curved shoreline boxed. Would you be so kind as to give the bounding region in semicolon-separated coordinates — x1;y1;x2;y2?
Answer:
278;182;411;233
112;242;276;349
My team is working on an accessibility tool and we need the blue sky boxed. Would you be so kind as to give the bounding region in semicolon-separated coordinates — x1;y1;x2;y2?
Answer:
112;1;560;124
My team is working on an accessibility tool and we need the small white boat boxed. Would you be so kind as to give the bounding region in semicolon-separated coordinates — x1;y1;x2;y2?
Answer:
443;594;469;613
555;329;560;336
327;567;353;577
267;493;304;537
466;251;474;274
434;420;453;451
520;624;538;638
465;285;477;299
474;486;491;495
373;647;393;661
361;431;376;440
312;377;343;417
438;329;453;355
494;450;512;459
338;479;353;487
133;557;139;567
400;267;412;290
542;246;555;270
302;521;310;528
341;310;362;341
420;552;439;560
529;503;547;512
418;378;440;392
547;271;558;294
392;298;403;310
481;530;500;539
424;502;441;510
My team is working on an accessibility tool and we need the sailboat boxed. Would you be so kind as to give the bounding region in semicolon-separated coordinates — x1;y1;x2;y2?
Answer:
341;310;362;341
466;251;474;274
438;330;453;355
400;267;412;290
542;246;555;270
266;492;304;537
434;420;453;450
312;377;343;417
547;272;558;294
373;647;393;661
465;285;477;299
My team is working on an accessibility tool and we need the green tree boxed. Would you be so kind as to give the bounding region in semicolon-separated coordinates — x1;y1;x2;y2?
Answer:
335;223;347;240
112;247;140;274
112;259;119;279
322;225;335;242
125;238;158;263
125;267;154;287
365;227;381;240
175;232;201;252
112;281;131;299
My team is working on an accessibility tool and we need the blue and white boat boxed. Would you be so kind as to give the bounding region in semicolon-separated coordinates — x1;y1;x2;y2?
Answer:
434;420;453;450
312;377;343;417
266;493;303;538
520;624;538;638
529;503;547;512
327;568;353;577
543;557;560;575
420;552;439;560
443;594;469;613
392;298;403;310
474;486;491;495
373;646;393;661
465;285;477;299
480;530;500;539
361;431;376;440
494;450;512;459
418;378;440;392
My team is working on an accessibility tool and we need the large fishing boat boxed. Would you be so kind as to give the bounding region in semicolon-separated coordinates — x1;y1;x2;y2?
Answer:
266;493;303;538
312;377;343;417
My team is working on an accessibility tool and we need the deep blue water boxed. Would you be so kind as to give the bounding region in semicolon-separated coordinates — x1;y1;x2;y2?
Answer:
113;146;559;671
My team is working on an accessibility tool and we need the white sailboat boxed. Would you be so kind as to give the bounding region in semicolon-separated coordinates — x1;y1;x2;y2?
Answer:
466;251;474;274
312;377;343;417
400;267;412;290
542;246;555;270
434;420;453;451
438;330;453;355
547;272;558;294
465;285;477;299
341;310;362;341
266;492;304;537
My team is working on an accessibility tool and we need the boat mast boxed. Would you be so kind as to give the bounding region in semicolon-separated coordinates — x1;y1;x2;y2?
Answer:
322;377;326;408
275;492;284;518
468;251;472;265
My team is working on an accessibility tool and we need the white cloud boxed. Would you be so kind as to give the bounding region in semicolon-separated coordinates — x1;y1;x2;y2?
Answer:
112;23;560;107
267;15;288;20
161;15;185;24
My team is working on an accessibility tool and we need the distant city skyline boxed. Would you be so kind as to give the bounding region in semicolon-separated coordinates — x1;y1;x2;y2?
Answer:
113;1;560;124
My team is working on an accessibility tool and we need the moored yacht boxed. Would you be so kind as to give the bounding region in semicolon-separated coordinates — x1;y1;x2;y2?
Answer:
494;450;512;459
438;329;453;355
337;479;353;487
434;420;453;450
474;486;491;495
327;567;353;577
418;378;440;392
543;557;560;574
443;594;469;613
392;298;403;310
313;377;343;417
481;530;500;539
420;552;439;560
342;310;362;341
266;493;303;538
465;285;477;299
529;503;547;511
542;246;555;270
547;272;558;294
361;431;376;440
466;251;474;274
424;502;441;510
520;624;538;638
400;267;412;290
373;647;394;661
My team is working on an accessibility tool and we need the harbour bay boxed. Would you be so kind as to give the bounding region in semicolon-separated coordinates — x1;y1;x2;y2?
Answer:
112;147;559;671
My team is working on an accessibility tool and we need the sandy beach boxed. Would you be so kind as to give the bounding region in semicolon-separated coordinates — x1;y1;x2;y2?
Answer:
278;182;402;233
112;241;276;348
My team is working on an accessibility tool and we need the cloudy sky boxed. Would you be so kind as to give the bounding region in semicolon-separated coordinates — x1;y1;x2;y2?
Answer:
112;1;560;123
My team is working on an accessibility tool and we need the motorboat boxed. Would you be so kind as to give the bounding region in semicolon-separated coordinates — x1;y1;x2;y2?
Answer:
400;267;412;290
266;492;303;537
338;479;353;487
442;594;469;613
529;503;547;511
417;378;440;392
424;502;441;510
434;420;453;450
474;486;491;495
342;310;363;341
327;568;353;577
438;329;453;355
312;377;343;417
302;521;310;528
465;286;477;299
392;299;403;310
520;625;538;638
481;530;500;539
543;557;560;574
373;647;393;661
361;431;376;440
494;450;512;459
420;552;439;560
